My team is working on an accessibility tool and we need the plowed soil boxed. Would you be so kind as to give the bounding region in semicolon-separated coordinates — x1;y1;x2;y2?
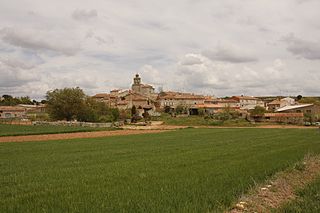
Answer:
0;130;168;143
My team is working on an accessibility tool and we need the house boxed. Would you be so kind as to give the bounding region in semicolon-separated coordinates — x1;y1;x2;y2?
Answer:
276;104;320;121
267;97;295;111
0;106;26;119
230;96;264;110
264;113;304;124
92;74;214;114
157;91;206;111
18;104;46;113
192;103;240;115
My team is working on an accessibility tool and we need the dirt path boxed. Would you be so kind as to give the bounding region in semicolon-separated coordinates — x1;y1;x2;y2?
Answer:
228;155;320;212
0;130;168;143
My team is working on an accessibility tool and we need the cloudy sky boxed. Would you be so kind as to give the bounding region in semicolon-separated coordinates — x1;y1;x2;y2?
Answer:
1;0;320;99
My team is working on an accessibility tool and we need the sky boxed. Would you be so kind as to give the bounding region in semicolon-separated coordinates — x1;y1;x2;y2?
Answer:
0;0;320;99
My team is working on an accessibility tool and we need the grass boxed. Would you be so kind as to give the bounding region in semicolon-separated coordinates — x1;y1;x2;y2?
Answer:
276;177;320;212
0;124;116;137
0;128;320;212
155;114;255;126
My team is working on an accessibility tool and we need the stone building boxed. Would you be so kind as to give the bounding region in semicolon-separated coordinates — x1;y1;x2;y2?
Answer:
131;74;155;97
157;91;206;110
267;97;295;111
275;103;320;121
230;96;265;110
0;106;26;119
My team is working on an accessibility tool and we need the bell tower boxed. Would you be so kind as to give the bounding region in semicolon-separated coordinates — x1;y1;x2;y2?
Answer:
132;74;141;93
133;74;141;85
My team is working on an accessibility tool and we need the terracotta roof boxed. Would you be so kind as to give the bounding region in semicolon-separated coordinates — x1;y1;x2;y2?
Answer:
194;104;239;109
0;106;26;112
264;113;304;117
110;89;120;92
159;91;205;100
117;101;128;105
268;99;282;105
92;93;110;98
216;99;238;103
232;96;259;100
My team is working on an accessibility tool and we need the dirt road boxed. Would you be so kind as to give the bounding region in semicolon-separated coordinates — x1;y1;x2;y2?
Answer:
0;130;168;143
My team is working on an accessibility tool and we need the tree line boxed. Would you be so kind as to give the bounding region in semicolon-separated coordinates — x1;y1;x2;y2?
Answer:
0;95;39;106
46;87;121;122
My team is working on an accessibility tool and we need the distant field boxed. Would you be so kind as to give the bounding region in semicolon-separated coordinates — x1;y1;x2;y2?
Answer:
0;124;115;137
1;128;320;212
155;114;255;126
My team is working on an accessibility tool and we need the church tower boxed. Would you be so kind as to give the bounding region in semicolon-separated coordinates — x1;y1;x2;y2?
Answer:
133;74;141;85
132;74;141;93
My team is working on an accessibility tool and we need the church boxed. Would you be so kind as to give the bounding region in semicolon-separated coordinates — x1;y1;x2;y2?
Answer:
92;74;158;114
92;74;207;114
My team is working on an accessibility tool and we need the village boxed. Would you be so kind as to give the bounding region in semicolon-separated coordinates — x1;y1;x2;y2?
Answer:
1;73;319;126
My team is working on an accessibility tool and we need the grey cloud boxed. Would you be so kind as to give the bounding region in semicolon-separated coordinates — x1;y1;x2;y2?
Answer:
0;27;80;55
202;45;258;63
72;9;98;21
0;59;40;87
0;57;35;69
180;54;204;65
282;34;320;60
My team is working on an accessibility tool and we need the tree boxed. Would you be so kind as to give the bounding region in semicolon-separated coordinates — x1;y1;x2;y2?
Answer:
297;95;303;101
46;87;87;121
142;111;151;122
175;105;185;114
131;105;137;116
250;106;266;116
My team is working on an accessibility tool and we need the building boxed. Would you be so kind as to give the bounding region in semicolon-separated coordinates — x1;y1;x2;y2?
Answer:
267;97;295;111
264;113;304;124
18;104;46;113
276;104;320;121
0;106;26;119
93;74;212;113
157;91;206;110
230;96;264;110
131;74;156;97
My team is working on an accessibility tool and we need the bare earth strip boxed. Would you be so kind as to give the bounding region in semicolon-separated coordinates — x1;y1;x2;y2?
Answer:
0;130;168;143
228;155;320;213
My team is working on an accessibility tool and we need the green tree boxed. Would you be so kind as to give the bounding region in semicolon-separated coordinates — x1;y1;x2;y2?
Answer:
250;106;266;116
175;105;185;114
131;105;137;116
46;87;87;121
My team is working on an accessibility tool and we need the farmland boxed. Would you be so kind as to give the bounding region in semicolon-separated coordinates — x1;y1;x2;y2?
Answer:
1;128;320;212
278;177;320;212
0;124;115;137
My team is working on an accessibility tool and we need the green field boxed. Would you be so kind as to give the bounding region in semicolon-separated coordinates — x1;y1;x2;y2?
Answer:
0;124;115;137
1;128;320;212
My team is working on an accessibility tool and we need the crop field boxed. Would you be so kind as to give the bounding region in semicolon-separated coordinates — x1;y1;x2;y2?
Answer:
278;177;320;212
1;128;320;212
0;124;114;137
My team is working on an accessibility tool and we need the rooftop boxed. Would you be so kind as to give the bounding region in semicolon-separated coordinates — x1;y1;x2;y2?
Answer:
276;104;314;112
